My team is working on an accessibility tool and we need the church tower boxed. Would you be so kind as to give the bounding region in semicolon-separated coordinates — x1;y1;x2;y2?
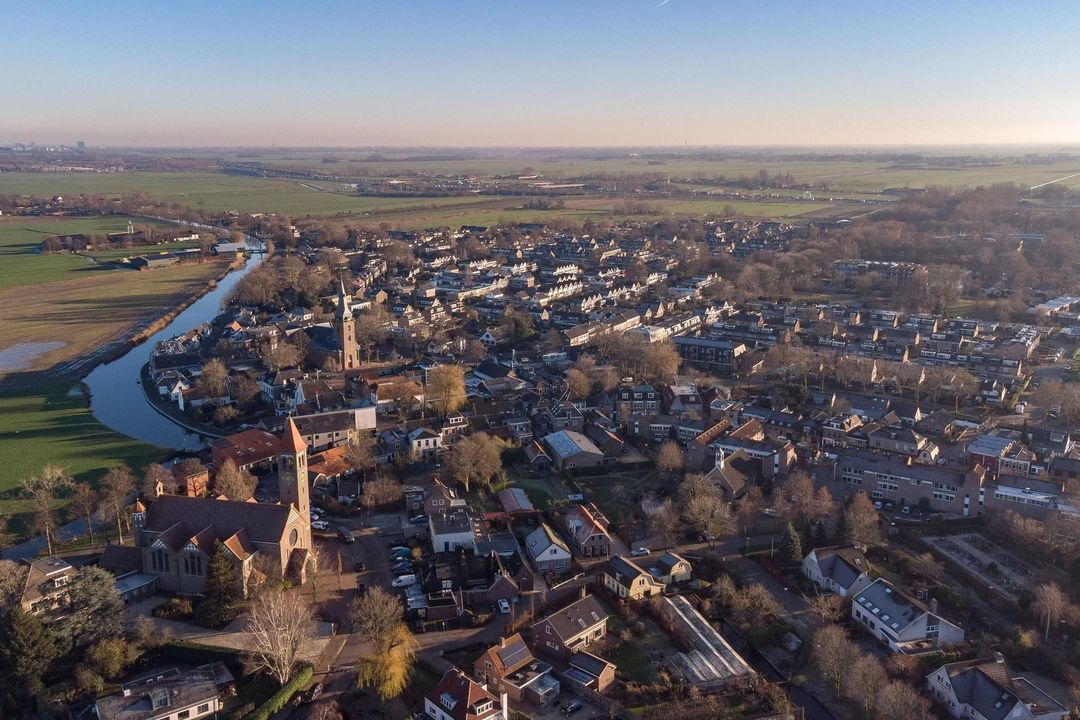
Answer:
278;417;310;519
336;279;360;370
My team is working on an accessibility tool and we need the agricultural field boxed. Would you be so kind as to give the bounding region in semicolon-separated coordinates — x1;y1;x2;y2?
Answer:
211;150;1080;191
0;382;162;542
0;216;178;289
0;171;498;217
0;258;227;383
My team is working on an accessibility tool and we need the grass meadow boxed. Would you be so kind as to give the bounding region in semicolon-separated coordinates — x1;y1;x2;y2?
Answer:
0;382;163;544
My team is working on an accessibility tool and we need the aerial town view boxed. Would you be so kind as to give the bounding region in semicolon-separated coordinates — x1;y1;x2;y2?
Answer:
3;3;1080;720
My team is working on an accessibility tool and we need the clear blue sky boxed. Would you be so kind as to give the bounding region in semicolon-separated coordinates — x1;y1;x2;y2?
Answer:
4;0;1079;147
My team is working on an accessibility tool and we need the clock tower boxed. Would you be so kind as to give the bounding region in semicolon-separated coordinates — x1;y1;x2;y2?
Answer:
278;417;310;521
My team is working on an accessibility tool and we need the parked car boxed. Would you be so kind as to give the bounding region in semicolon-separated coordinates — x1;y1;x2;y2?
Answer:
630;547;650;557
392;561;413;574
354;560;366;572
300;683;323;704
408;515;428;525
311;520;329;531
392;574;417;588
389;546;410;554
338;526;355;544
390;550;413;562
560;699;583;716
498;598;511;614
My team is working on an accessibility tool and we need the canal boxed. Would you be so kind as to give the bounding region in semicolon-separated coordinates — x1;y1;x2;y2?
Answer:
83;253;263;450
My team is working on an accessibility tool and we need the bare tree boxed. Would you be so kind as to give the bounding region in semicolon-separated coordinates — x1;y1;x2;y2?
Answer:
1034;582;1070;643
349;586;403;644
735;486;765;537
198;359;229;398
426;365;466;417
346;434;377;478
843;493;882;548
246;588;315;686
362;474;403;510
21;464;73;555
101;465;136;543
565;367;592;399
445;433;504;492
0;559;28;610
649;499;681;546
656;440;685;477
70;483;100;545
805;592;845;624
350;587;416;700
906;552;945;582
141;463;173;499
214;459;257;501
874;680;931;720
812;624;857;698
843;653;886;714
682;492;734;549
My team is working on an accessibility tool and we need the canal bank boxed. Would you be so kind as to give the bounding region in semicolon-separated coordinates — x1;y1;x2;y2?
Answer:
83;249;264;450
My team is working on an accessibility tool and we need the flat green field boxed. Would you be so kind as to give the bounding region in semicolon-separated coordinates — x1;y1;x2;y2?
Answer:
0;216;174;289
0;383;162;540
0;172;498;217
213;151;1080;191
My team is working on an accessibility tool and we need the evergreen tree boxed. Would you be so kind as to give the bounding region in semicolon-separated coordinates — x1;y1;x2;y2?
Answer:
780;522;803;566
812;519;828;548
834;501;851;544
197;540;239;628
0;608;58;700
65;566;124;644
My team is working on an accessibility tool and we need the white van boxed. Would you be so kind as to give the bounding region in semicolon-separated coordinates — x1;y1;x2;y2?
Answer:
392;574;417;588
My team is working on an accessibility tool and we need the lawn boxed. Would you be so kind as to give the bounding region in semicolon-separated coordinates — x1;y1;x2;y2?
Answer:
494;470;571;510
0;382;163;541
580;470;666;524
605;612;674;684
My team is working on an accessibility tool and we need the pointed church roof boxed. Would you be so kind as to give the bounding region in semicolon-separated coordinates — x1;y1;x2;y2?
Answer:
281;417;308;454
133;499;146;513
335;278;352;319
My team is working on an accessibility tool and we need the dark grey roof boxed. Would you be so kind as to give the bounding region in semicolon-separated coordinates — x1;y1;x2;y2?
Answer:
143;496;293;546
606;555;650;587
815;548;868;590
569;650;614;677
943;659;1019;720
95;666;222;720
536;594;607;642
854;579;933;634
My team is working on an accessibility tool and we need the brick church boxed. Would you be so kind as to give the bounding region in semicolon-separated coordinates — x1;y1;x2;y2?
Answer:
308;279;362;371
134;418;313;595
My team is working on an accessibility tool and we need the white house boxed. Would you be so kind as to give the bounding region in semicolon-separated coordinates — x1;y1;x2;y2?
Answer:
802;546;872;597
524;523;572;574
851;579;964;653
425;668;506;720
429;508;475;554
927;653;1067;720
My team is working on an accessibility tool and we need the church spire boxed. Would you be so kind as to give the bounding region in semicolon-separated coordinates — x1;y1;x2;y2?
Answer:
335;278;352;320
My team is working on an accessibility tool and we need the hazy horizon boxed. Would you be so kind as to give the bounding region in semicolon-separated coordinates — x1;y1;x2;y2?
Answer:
6;0;1080;147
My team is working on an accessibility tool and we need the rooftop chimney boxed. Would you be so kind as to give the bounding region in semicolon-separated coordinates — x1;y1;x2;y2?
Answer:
993;651;1005;664
929;598;938;615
